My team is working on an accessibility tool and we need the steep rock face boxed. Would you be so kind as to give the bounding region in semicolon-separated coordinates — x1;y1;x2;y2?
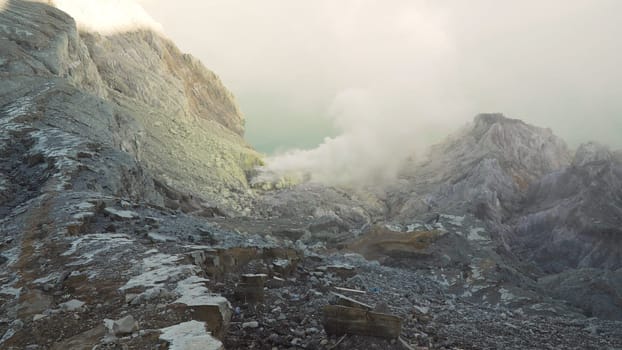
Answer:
80;30;245;135
0;0;261;213
511;143;622;272
0;0;107;97
389;113;571;222
82;28;262;212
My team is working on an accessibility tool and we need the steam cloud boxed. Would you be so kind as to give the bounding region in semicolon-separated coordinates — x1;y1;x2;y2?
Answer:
262;88;441;185
52;0;162;34
251;1;471;185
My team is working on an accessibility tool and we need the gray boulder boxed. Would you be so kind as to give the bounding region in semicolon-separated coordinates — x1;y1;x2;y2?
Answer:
111;315;139;336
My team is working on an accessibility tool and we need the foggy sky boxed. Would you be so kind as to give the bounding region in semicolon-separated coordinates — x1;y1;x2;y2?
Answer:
59;1;622;184
138;0;622;154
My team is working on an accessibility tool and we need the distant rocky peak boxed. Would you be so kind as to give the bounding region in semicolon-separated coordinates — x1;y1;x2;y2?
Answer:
469;113;521;139
432;114;571;178
392;114;572;221
572;142;613;167
471;113;548;144
469;114;570;176
473;112;525;127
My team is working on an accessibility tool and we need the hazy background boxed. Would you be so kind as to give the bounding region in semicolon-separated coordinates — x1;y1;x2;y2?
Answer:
62;0;622;183
138;0;621;152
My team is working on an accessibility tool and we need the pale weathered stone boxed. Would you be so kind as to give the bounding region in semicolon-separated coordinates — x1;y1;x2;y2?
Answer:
331;292;372;311
111;315;139;336
60;299;85;312
159;321;223;350
104;207;138;220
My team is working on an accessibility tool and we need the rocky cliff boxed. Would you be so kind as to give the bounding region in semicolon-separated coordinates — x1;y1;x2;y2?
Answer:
0;2;263;347
1;0;262;214
512;142;622;272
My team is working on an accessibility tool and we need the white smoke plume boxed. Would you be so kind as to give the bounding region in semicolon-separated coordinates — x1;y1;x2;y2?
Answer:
256;1;462;186
52;0;162;34
261;89;426;186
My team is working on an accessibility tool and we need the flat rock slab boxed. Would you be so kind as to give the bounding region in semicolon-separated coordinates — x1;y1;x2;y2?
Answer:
172;277;232;339
317;265;357;279
160;321;223;350
148;232;177;242
322;305;402;339
104;207;138;220
241;274;268;283
331;292;373;310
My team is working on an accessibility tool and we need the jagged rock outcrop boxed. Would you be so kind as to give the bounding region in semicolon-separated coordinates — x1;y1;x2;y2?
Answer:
0;0;261;214
0;0;107;96
572;141;614;167
388;113;571;222
511;142;622;272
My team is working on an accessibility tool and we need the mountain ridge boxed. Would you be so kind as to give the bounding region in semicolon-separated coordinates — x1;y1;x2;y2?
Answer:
388;112;571;222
